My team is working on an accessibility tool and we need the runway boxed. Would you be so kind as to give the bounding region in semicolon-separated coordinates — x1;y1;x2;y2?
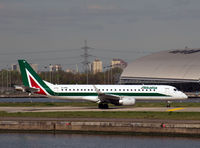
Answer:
0;106;200;113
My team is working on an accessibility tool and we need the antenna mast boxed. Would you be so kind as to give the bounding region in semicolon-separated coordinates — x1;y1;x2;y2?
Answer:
81;40;93;73
81;40;93;84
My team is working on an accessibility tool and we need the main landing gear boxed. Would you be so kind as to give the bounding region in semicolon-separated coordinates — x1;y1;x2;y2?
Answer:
98;103;109;109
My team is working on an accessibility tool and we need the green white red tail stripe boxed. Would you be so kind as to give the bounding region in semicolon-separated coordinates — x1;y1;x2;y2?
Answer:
26;69;48;95
18;59;54;96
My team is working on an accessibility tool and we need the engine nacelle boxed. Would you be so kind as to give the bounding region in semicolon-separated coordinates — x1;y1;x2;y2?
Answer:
119;97;136;106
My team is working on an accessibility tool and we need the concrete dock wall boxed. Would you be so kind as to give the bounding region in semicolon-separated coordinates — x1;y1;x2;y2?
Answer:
0;120;200;136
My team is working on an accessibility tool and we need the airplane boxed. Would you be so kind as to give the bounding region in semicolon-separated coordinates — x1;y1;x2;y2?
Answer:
16;59;188;109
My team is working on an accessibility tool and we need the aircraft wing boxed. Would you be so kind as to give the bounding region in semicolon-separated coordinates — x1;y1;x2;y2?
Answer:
93;85;120;105
98;93;120;104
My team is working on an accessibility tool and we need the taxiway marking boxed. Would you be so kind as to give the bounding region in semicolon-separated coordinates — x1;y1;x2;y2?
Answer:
167;108;185;112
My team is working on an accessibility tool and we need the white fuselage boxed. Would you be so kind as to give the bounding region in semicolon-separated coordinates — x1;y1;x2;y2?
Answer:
45;83;188;102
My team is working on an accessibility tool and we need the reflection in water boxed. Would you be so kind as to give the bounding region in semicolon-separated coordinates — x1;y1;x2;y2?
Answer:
0;133;199;148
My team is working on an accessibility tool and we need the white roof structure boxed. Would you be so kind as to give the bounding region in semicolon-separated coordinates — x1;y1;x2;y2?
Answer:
121;48;200;83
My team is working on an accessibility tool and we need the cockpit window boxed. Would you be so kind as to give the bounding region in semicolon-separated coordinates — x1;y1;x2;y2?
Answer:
174;88;177;91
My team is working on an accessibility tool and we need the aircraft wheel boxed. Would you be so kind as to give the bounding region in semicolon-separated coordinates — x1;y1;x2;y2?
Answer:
104;104;109;109
98;103;109;109
98;103;103;109
166;101;171;108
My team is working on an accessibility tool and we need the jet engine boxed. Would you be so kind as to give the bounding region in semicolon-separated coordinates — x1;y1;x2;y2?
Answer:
119;97;135;106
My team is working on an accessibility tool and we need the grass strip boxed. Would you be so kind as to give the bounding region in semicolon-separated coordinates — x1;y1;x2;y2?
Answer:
0;102;96;107
0;111;199;120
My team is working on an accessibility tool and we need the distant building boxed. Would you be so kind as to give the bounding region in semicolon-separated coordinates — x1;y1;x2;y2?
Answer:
49;64;62;72
11;64;19;71
111;59;127;69
91;59;102;74
66;69;76;73
11;63;38;73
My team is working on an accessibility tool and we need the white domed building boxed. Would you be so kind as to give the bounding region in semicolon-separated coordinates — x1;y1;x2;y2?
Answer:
120;48;200;92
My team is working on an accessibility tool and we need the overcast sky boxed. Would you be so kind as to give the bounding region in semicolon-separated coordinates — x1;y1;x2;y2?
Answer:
0;0;200;71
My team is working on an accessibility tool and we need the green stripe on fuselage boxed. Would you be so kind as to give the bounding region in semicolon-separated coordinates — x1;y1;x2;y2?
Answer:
53;92;170;97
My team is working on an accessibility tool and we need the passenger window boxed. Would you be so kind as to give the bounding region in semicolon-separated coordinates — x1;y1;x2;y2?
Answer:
73;89;75;91
127;89;129;91
138;89;140;91
110;89;112;91
77;89;79;91
106;89;108;91
65;89;67;91
115;89;117;91
69;89;71;91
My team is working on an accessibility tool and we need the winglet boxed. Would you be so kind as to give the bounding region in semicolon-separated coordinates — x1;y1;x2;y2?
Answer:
93;85;102;94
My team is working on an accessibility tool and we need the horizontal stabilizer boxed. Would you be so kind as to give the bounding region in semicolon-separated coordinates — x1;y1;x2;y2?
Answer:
14;85;40;93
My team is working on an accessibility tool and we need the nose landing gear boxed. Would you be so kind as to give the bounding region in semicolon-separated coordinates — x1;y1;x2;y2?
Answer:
166;101;171;108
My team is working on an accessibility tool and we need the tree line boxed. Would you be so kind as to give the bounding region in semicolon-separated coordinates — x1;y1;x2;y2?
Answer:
0;67;123;88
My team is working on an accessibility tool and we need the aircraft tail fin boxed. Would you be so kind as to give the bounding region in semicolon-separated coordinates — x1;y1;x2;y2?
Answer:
18;59;54;96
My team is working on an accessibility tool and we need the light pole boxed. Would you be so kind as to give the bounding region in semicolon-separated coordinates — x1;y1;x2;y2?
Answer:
57;71;59;84
103;66;108;84
86;64;90;84
52;71;54;84
103;65;112;84
10;68;12;88
103;67;106;84
44;66;47;81
1;70;3;93
6;65;8;91
110;66;113;84
49;64;52;83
